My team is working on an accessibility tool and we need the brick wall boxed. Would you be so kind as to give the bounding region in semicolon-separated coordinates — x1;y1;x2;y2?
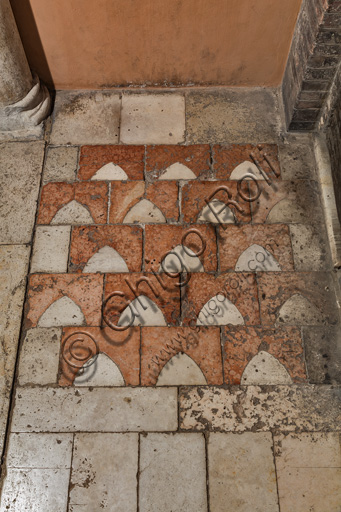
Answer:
325;64;341;221
282;0;341;131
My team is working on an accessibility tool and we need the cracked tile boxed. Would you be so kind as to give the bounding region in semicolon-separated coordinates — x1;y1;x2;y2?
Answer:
146;144;211;180
274;433;341;512
109;181;179;224
69;433;138;512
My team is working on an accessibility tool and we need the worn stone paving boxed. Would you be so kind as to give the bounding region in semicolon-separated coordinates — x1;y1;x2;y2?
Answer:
0;91;340;511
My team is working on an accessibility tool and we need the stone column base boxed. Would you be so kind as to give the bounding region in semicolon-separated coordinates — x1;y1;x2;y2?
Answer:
0;74;50;133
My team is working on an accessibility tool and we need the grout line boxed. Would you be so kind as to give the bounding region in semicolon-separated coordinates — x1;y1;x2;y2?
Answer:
204;432;211;512
118;92;123;144
137;432;141;512
66;433;75;512
219;327;225;385
107;182;112;224
272;432;282;512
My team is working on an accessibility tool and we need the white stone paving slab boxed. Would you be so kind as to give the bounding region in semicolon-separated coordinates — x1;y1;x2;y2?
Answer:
31;225;71;273
208;432;279;512
0;245;29;453
179;385;341;432
69;433;138;511
120;93;185;144
0;141;44;244
12;387;178;432
289;224;331;271
139;433;207;512
274;432;341;512
6;432;73;469
50;91;121;145
43;145;79;183
18;328;61;386
0;468;70;512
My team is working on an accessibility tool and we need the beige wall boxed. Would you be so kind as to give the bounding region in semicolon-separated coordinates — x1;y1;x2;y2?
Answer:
11;0;302;89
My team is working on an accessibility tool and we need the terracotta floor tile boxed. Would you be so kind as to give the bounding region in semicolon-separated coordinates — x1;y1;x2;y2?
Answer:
141;326;222;385
182;273;260;326
181;181;252;225
218;224;294;272
212;144;280;181
258;272;339;326
145;145;211;180
59;326;140;386
69;225;143;273
109;181;179;223
250;180;322;224
222;326;307;384
144;224;217;273
104;273;181;328
37;182;108;225
78;145;145;181
26;274;103;328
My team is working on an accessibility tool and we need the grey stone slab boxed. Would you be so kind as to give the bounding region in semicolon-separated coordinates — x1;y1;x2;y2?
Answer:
6;433;73;468
208;433;279;512
139;433;207;512
69;433;138;511
279;133;317;180
302;326;341;384
120;93;185;144
185;88;282;144
11;387;178;432
43;145;79;183
50;91;121;145
17;328;61;386
179;385;341;432
0;141;44;244
0;245;29;454
274;432;341;512
0;468;70;512
289;224;332;270
31;226;71;273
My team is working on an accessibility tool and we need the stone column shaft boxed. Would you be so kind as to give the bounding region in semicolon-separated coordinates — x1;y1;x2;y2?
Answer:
0;0;50;132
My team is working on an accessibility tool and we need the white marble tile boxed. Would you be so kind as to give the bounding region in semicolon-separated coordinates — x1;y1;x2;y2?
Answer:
274;432;341;512
12;387;178;432
6;433;73;469
120;94;185;144
43;146;79;183
0;142;44;244
31;226;71;273
0;469;70;512
139;433;207;512
18;328;61;386
208;432;279;512
69;433;138;511
50;91;121;145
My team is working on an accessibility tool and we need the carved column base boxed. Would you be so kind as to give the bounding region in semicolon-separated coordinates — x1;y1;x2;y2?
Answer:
0;74;51;132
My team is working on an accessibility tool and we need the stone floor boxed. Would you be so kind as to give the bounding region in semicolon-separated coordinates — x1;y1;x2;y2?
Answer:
0;89;340;511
